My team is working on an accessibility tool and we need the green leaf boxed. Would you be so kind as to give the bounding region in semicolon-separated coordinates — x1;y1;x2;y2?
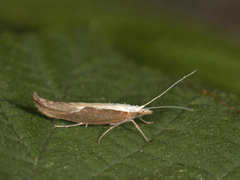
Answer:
0;30;240;180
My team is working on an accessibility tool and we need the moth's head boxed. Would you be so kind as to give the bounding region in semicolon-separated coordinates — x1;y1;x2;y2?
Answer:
135;108;153;117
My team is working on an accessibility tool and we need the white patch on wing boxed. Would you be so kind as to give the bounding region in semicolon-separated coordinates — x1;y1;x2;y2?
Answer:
69;103;143;113
91;103;143;112
70;106;85;113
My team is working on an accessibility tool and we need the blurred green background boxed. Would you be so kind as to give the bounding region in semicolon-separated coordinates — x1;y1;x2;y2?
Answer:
0;0;240;99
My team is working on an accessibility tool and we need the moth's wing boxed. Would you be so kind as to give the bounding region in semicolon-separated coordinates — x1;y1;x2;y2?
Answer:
33;92;130;124
33;92;83;121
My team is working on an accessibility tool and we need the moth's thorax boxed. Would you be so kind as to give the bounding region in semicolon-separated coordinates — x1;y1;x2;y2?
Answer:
130;108;153;118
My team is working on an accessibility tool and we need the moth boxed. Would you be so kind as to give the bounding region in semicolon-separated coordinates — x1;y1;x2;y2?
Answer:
33;70;196;143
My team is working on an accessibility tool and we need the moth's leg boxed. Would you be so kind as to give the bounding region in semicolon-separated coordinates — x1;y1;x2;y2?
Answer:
139;117;153;124
55;123;84;128
130;119;150;143
85;124;88;129
98;120;129;143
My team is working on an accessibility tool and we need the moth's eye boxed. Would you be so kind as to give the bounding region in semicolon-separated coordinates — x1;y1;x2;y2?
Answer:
136;113;141;116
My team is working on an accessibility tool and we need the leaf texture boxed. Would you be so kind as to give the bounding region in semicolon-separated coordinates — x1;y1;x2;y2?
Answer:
0;31;239;180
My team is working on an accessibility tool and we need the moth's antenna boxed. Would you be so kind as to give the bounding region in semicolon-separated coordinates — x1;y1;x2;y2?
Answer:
147;106;193;111
142;70;197;108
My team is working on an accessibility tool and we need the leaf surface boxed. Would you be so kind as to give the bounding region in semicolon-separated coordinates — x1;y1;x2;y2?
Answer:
0;31;239;180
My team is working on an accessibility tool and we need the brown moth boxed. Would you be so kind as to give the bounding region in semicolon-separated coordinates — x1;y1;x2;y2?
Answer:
33;70;196;143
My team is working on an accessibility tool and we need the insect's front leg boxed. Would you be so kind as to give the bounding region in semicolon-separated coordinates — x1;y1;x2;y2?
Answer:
129;119;150;143
139;117;154;124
